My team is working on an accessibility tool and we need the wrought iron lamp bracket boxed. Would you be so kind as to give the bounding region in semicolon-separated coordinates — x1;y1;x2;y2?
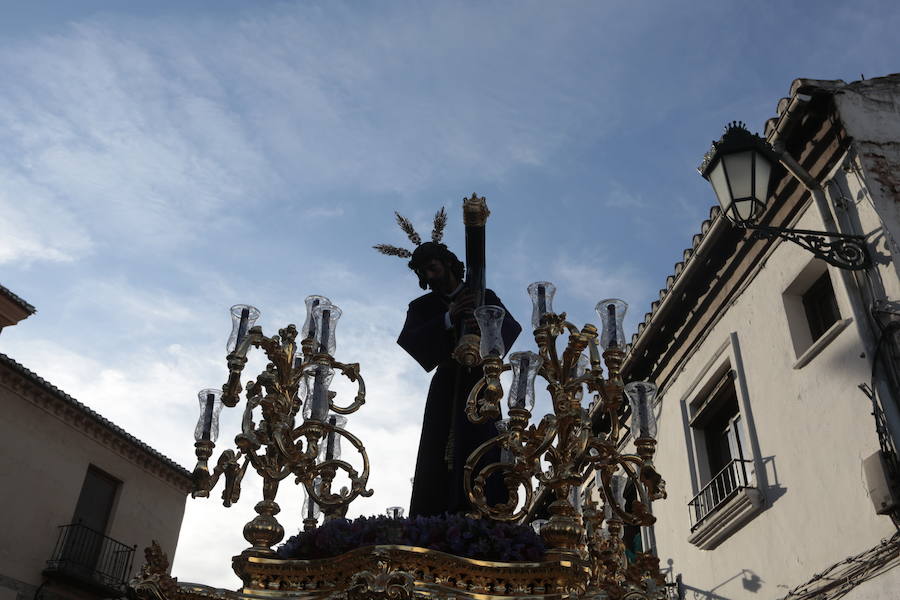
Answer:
742;223;870;270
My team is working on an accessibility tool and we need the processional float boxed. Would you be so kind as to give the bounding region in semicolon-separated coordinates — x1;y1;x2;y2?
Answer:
129;196;670;600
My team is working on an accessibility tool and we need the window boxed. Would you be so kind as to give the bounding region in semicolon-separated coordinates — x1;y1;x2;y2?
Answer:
680;334;764;549
72;466;120;533
688;369;752;530
802;271;840;342
783;260;851;368
55;467;123;582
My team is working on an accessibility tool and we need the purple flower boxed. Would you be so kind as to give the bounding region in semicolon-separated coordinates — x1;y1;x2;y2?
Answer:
277;513;545;562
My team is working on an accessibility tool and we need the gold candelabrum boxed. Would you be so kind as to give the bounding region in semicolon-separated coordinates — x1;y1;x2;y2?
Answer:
191;299;372;557
464;292;667;598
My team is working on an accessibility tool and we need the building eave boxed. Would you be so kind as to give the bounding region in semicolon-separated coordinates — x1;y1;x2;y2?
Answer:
0;352;193;491
623;75;875;384
0;284;36;329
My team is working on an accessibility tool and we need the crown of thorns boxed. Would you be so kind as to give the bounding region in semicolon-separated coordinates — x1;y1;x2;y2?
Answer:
373;208;447;259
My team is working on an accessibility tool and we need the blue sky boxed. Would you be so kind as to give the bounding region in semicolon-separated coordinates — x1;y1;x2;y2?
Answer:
1;0;898;588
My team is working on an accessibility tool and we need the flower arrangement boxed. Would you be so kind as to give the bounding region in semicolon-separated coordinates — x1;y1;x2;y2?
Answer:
277;513;546;562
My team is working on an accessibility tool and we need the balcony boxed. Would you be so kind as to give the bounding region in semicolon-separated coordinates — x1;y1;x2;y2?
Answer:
45;523;136;594
687;459;763;550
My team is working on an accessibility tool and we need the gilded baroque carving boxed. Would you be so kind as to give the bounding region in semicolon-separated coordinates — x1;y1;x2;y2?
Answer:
128;541;179;600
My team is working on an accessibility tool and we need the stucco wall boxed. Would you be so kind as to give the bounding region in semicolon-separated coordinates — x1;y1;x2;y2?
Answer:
649;194;898;599
0;378;187;592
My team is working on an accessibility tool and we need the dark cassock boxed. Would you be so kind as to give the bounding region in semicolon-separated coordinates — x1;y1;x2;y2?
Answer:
398;287;521;516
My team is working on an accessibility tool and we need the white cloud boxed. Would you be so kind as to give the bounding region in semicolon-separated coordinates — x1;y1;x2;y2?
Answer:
0;168;93;264
602;181;647;210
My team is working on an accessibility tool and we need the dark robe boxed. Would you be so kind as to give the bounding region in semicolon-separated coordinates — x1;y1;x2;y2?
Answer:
398;288;522;516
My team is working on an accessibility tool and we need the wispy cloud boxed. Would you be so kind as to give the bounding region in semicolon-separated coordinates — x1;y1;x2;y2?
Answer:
602;181;647;210
3;0;900;590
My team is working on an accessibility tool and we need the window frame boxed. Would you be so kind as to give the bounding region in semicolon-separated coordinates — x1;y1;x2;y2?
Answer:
783;259;853;369
678;334;764;548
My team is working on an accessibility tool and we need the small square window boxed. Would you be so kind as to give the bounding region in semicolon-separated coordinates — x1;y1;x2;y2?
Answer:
783;261;849;366
801;272;840;342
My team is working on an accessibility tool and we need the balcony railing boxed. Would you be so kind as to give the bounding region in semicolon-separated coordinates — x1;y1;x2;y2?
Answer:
688;458;752;530
45;523;136;592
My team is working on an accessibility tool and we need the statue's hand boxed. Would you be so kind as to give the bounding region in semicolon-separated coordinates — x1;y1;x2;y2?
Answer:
449;289;477;328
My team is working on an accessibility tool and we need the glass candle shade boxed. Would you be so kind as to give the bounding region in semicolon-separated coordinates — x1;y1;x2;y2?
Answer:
302;478;322;522
302;295;331;341
475;305;506;358
527;281;556;329
495;419;514;464
302;366;335;421
507;351;542;411
531;519;548;535
624;381;658;439
227;304;260;353
386;506;405;519
569;485;583;515
194;388;224;442
595;299;627;350
318;413;348;461
313;304;342;355
571;353;590;403
601;472;628;521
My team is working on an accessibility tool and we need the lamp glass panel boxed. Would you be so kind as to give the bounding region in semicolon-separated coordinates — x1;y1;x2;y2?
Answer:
722;150;754;201
733;198;759;223
753;150;772;204
707;161;732;215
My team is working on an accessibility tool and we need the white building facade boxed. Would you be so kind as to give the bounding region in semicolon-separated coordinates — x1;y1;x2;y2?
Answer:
0;287;192;600
620;75;900;599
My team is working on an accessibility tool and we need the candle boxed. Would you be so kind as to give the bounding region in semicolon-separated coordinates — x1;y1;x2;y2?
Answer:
636;384;651;438
235;307;250;349
311;367;328;420
319;309;331;354
201;393;215;440
588;337;600;365
325;415;336;460
537;285;546;317
306;492;316;520
307;298;320;339
606;303;618;348
515;356;530;408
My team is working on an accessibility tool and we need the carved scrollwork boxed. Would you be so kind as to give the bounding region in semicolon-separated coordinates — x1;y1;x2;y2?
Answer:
463;309;665;577
190;319;374;554
346;567;415;600
747;224;870;270
128;541;178;600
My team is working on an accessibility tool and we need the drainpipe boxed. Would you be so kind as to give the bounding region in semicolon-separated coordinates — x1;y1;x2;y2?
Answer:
767;92;878;356
771;90;900;520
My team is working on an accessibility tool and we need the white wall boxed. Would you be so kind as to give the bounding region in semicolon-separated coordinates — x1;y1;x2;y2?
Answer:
0;381;187;591
649;196;898;599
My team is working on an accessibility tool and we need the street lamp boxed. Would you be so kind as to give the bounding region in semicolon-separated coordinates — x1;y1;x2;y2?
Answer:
699;121;870;270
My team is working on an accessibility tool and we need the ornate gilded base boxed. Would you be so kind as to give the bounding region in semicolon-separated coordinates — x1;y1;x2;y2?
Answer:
234;545;589;599
131;542;666;600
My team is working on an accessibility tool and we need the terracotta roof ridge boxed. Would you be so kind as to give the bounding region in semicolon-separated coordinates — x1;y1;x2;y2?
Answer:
0;352;191;480
629;204;722;347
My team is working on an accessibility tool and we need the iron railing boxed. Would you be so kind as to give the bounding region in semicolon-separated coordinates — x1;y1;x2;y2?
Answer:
45;523;135;592
688;458;752;530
